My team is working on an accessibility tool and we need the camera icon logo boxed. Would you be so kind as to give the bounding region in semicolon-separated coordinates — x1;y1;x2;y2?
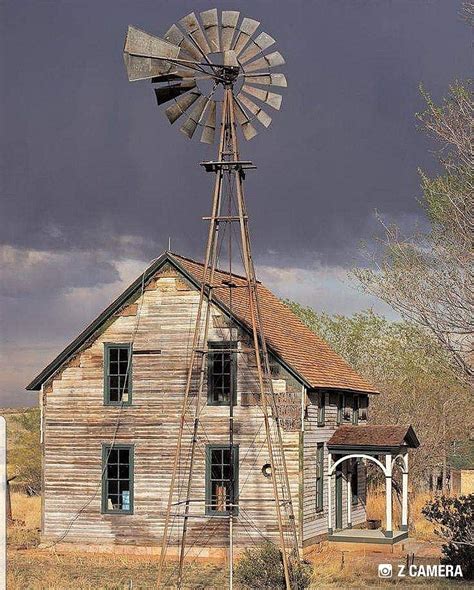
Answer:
378;564;393;578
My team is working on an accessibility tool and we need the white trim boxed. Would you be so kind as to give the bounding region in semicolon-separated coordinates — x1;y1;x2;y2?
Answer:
385;454;393;535
329;453;388;476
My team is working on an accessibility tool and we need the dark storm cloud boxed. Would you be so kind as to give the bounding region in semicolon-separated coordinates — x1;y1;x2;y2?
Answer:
2;1;471;266
0;0;471;406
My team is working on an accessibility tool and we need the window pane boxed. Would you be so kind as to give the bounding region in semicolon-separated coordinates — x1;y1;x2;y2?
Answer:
108;449;118;463
107;464;118;479
109;361;119;375
108;480;119;495
119;448;130;463
110;349;118;362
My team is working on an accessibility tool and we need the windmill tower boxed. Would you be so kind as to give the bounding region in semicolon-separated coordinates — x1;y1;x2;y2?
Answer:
123;10;300;588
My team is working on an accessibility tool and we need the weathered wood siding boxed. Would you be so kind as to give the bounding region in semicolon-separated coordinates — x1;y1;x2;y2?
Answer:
42;265;302;549
302;392;367;544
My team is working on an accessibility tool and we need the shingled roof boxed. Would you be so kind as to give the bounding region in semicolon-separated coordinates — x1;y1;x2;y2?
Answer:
27;251;379;394
327;425;420;450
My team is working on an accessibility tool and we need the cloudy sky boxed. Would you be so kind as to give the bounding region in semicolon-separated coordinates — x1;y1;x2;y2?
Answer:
1;1;471;407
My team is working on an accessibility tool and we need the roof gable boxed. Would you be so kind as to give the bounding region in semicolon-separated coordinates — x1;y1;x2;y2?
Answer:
27;251;379;394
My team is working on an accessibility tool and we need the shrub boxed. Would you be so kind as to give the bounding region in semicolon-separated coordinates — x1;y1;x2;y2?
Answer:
234;542;312;589
422;494;474;579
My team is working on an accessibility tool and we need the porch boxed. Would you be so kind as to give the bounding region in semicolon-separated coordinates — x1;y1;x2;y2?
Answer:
328;528;408;545
326;425;420;545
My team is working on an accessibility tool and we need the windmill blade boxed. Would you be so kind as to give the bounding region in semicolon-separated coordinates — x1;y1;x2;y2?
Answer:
238;32;275;65
165;90;201;124
243;73;288;88
150;69;201;83
123;53;175;82
242;84;282;110
221;11;240;51
200;9;220;53
237;93;272;128
165;24;202;61
180;95;210;138
179;12;211;57
154;80;197;105
200;99;217;144
243;51;285;73
232;18;260;56
234;97;258;140
124;25;180;60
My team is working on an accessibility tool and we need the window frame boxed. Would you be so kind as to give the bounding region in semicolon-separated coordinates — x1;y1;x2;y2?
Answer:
317;391;326;427
315;442;324;512
207;341;237;406
104;343;132;406
101;443;134;515
205;444;239;516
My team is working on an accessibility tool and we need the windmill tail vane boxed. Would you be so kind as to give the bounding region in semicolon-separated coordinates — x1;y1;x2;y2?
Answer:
123;10;300;590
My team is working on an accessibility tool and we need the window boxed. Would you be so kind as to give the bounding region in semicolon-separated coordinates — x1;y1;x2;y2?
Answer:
104;344;132;405
102;444;134;514
316;443;324;512
352;395;359;425
207;342;236;406
205;445;239;515
317;392;326;427
351;459;359;505
336;393;343;425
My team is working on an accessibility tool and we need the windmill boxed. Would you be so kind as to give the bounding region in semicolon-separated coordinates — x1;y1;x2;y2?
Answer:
123;10;299;589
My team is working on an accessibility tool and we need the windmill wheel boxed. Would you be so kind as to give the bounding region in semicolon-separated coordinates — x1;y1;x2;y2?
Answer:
123;9;287;143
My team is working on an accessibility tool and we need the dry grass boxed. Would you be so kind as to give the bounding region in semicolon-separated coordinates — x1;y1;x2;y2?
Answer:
7;491;456;589
366;489;437;541
8;492;41;548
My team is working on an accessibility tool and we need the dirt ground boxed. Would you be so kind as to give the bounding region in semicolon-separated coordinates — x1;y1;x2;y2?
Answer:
7;493;469;589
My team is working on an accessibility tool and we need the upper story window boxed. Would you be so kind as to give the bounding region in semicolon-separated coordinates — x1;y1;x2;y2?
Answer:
102;444;134;514
205;445;239;515
317;392;326;427
207;341;236;406
352;395;359;425
104;344;132;405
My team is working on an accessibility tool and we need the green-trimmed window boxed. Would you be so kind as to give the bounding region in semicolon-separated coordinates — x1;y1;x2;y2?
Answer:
207;342;236;406
205;445;239;515
336;393;344;425
104;344;132;405
352;395;359;425
102;444;134;514
316;443;324;512
351;459;359;504
317;392;326;427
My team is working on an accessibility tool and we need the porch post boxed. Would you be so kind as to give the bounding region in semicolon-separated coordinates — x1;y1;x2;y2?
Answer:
346;463;352;529
401;453;409;531
385;453;393;538
327;452;333;535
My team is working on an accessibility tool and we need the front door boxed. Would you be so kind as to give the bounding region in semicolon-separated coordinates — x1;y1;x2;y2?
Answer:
335;461;343;530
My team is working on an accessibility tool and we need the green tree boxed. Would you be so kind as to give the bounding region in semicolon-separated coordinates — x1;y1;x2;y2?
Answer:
8;409;41;494
284;304;472;484
353;82;473;381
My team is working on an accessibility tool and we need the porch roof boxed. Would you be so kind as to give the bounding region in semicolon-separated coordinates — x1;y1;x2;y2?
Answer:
327;424;420;453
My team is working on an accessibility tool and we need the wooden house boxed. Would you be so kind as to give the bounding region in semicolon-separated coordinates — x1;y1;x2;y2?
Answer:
27;251;419;557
